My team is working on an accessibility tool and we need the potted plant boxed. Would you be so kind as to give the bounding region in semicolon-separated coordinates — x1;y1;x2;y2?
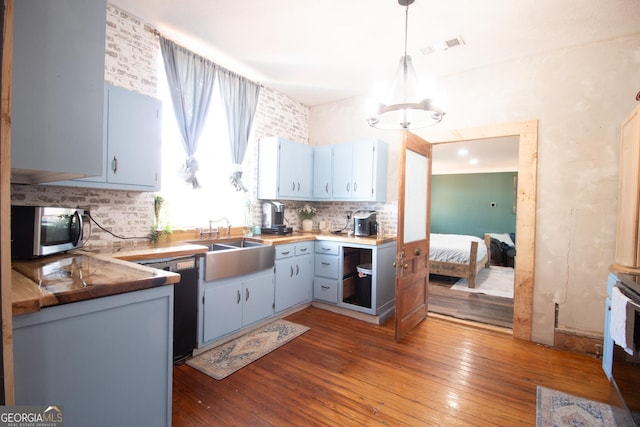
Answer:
299;204;317;231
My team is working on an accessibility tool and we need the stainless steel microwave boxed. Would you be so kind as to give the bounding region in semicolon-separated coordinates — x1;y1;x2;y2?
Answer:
11;206;84;258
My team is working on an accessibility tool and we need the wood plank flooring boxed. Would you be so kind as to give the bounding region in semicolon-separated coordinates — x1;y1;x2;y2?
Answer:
172;307;610;426
428;274;514;329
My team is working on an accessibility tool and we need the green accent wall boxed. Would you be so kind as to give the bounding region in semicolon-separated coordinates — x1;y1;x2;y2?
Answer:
431;172;517;238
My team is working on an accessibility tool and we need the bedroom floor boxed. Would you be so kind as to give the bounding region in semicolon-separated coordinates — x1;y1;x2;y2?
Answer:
428;273;514;329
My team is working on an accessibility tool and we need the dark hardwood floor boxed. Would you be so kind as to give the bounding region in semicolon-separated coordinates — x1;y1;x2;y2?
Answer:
173;307;610;426
429;274;515;329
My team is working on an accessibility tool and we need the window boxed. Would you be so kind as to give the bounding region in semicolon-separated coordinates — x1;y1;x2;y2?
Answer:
157;64;249;229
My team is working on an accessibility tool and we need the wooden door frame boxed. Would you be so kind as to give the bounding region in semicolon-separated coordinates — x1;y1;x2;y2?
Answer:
423;120;538;341
1;0;13;403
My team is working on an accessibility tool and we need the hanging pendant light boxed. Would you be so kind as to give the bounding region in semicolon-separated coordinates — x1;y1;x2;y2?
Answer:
367;0;445;130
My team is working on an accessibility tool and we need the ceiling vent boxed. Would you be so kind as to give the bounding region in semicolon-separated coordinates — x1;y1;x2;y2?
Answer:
420;35;465;56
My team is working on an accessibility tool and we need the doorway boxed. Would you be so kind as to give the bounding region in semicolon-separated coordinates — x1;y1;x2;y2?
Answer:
421;121;538;341
428;136;518;329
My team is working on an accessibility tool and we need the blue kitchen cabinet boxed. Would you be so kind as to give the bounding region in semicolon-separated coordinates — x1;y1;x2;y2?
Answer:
11;0;107;184
199;268;275;346
313;239;396;319
603;273;616;379
313;145;333;199
258;137;313;200
332;140;388;201
13;286;173;427
313;241;341;303
274;242;314;312
51;85;162;191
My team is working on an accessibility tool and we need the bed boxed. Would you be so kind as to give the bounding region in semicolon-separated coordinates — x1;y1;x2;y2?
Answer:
429;233;491;288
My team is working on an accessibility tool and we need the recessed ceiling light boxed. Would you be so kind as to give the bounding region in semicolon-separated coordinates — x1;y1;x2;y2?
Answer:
469;158;478;165
457;148;469;156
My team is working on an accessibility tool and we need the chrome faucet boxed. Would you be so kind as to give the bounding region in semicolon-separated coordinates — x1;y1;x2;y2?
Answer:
200;218;231;238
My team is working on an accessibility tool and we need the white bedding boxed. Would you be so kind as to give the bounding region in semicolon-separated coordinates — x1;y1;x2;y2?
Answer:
430;233;488;263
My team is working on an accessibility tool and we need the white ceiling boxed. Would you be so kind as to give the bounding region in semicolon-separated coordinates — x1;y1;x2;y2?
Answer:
110;0;640;172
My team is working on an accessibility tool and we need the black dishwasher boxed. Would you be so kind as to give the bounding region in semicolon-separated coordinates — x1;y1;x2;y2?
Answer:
137;255;199;362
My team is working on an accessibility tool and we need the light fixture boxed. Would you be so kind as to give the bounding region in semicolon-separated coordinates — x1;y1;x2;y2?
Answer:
367;0;446;130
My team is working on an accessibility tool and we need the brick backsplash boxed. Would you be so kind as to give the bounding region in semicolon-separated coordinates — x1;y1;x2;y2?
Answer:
11;4;397;246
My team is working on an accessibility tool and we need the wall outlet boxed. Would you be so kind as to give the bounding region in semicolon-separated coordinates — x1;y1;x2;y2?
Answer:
79;207;91;217
346;210;352;220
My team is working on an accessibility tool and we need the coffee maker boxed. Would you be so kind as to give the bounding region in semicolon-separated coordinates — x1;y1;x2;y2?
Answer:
262;202;293;235
354;211;377;236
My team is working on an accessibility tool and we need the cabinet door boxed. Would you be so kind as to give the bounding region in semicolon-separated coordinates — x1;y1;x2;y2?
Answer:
295;143;314;198
11;0;106;183
313;146;333;199
351;141;375;199
242;271;275;325
275;258;295;312
106;85;162;188
332;144;353;199
202;280;242;343
296;253;314;303
277;139;300;198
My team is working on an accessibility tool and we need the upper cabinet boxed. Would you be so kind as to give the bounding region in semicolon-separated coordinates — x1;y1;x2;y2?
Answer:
72;85;162;191
258;137;313;200
312;145;333;200
11;0;107;184
47;85;162;191
615;105;640;268
332;140;388;202
259;137;388;202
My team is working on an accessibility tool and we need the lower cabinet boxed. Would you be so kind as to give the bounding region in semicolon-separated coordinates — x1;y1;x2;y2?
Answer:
313;240;396;318
274;242;314;312
13;286;173;427
199;268;275;346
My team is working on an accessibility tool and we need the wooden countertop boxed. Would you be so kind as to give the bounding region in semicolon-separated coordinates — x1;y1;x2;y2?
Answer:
11;242;207;316
227;231;395;246
11;234;395;316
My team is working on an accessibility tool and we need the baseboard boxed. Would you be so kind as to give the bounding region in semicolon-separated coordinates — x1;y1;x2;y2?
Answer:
553;327;603;358
311;301;385;325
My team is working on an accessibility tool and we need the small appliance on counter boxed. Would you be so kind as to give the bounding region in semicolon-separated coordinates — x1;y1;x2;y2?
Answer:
354;211;377;237
11;205;85;258
262;201;292;235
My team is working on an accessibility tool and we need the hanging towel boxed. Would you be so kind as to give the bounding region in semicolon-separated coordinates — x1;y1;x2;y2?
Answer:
610;286;637;355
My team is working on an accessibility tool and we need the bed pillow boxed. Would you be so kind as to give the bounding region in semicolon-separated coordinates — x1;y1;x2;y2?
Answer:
489;233;515;248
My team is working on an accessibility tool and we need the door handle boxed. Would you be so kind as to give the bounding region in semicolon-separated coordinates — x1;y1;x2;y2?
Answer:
290;266;294;277
245;288;250;301
112;156;118;173
291;181;296;191
296;265;300;276
236;289;241;304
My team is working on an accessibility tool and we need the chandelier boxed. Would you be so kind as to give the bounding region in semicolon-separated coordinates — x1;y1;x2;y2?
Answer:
367;0;445;130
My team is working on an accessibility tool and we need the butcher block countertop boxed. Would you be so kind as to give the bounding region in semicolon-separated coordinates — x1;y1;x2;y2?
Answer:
11;232;395;316
11;243;208;316
249;231;396;246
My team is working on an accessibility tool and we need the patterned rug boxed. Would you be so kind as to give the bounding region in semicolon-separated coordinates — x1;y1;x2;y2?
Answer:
186;319;310;380
450;266;514;298
536;386;635;426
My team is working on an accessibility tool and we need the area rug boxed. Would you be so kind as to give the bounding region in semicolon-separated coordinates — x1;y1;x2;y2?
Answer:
450;266;514;298
186;319;310;380
536;386;635;427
